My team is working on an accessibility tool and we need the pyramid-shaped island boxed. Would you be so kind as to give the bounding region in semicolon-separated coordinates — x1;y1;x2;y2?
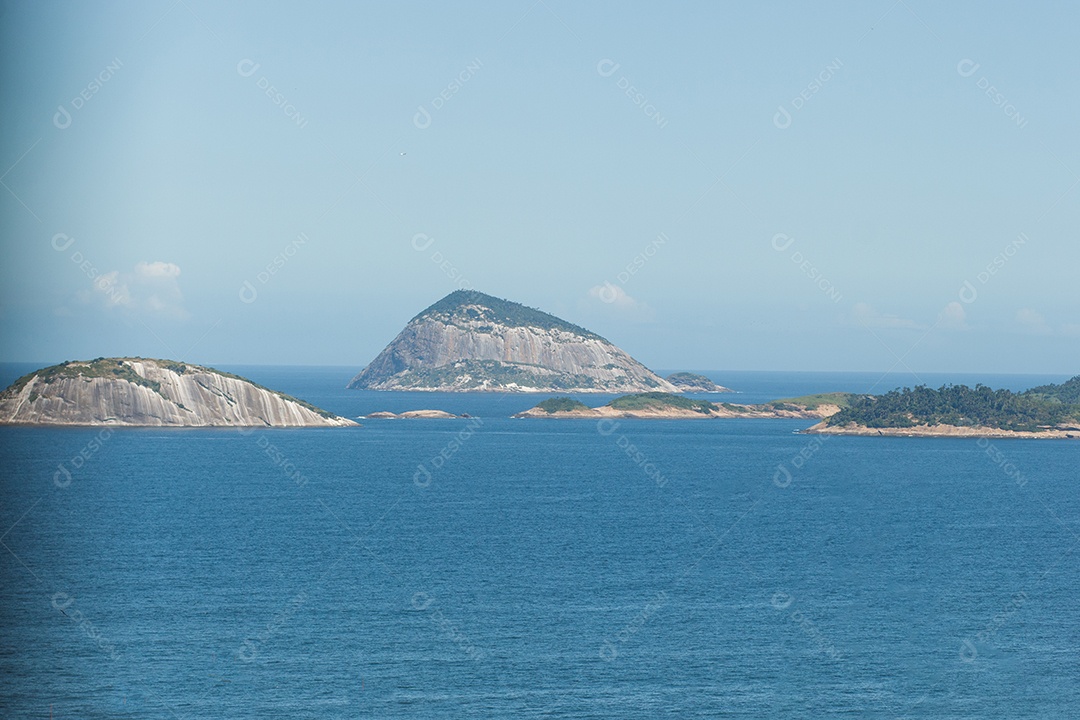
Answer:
348;290;679;393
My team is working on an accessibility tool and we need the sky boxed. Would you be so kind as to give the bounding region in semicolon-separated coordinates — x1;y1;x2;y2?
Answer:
1;0;1076;375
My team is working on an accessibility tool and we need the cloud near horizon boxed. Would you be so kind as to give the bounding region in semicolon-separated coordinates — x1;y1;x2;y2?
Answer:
936;301;968;330
850;302;925;331
586;283;656;322
79;261;188;319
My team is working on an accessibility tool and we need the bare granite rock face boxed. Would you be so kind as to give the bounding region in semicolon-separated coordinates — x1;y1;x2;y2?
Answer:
0;358;357;427
348;290;678;393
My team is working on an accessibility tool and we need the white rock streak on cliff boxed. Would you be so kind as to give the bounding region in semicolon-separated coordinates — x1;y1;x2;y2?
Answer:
351;303;678;393
0;360;355;427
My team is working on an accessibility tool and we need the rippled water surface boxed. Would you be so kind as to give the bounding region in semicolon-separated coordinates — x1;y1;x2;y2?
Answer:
1;368;1076;717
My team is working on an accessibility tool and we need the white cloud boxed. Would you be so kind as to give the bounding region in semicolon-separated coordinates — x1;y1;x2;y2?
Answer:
587;283;654;319
82;261;187;319
937;301;968;330
1014;308;1053;335
589;282;635;307
851;302;924;330
92;270;131;307
135;260;181;279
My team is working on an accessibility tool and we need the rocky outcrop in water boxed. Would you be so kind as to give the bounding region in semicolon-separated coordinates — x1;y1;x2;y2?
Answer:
0;358;356;427
348;290;678;393
665;372;732;392
513;393;842;419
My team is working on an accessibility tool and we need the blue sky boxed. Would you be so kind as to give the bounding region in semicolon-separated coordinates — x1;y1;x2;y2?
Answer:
1;0;1076;374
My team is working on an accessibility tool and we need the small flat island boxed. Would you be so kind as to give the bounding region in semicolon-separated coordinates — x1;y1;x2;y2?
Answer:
363;410;460;419
513;392;850;420
664;372;732;393
513;377;1080;439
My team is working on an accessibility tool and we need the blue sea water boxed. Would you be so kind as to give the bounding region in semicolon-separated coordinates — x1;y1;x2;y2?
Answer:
1;367;1077;718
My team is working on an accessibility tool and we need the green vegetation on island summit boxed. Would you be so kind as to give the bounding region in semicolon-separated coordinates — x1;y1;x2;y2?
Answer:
515;378;1080;436
825;378;1080;433
534;397;592;414
666;372;712;385
664;372;731;392
607;392;718;414
1024;375;1080;405
1;358;353;427
9;357;337;418
11;357;165;396
414;290;604;340
770;392;861;411
514;391;838;419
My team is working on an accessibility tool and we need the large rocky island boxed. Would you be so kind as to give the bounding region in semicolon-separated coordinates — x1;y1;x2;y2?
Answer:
0;358;356;427
348;290;682;393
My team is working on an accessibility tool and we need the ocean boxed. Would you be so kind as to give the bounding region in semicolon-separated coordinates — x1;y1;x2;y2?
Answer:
1;367;1077;718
